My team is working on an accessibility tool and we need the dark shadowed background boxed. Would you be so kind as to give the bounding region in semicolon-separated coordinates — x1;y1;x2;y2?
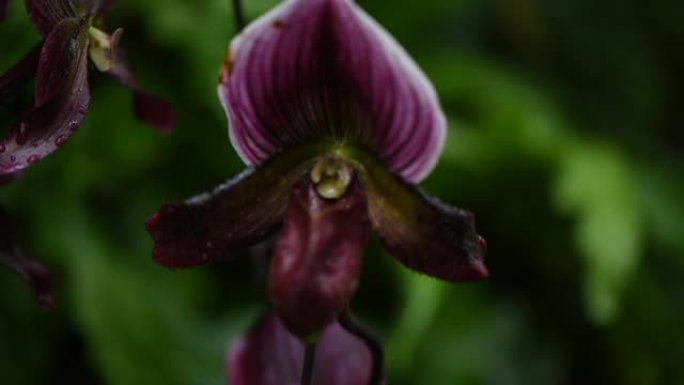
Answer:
1;0;683;384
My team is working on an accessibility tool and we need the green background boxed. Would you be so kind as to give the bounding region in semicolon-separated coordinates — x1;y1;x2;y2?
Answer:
1;0;683;384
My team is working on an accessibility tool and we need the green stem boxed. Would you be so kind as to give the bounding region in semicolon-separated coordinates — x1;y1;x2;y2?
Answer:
301;341;317;385
232;0;246;32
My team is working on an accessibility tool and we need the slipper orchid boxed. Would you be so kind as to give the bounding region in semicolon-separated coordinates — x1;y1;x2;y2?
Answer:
147;0;487;338
0;0;175;177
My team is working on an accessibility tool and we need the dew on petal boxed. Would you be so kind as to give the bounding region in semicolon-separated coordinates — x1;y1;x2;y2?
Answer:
27;155;41;164
54;135;68;147
15;123;29;145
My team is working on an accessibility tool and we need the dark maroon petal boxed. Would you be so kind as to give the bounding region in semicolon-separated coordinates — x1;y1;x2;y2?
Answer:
227;313;372;385
349;148;488;281
269;180;369;338
0;205;53;308
0;43;41;99
24;0;84;36
146;144;326;268
219;0;445;183
34;17;87;105
0;17;90;175
130;91;176;134
105;29;176;133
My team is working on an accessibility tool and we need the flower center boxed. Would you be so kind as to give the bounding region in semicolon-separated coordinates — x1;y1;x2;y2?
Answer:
88;27;114;72
310;157;353;200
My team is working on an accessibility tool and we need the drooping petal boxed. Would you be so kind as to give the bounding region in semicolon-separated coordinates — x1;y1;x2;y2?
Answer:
0;205;53;308
146;144;329;268
227;313;372;385
219;0;445;183
0;43;41;99
348;148;488;281
0;17;90;175
105;29;176;133
269;180;369;338
24;0;84;36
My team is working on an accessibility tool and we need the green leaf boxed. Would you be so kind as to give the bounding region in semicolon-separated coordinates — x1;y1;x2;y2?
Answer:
62;206;256;385
554;141;643;324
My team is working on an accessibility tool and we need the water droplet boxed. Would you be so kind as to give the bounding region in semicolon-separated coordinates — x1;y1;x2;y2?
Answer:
9;155;16;162
201;253;208;261
54;135;68;147
68;122;79;131
206;241;213;248
15;123;29;145
27;155;41;164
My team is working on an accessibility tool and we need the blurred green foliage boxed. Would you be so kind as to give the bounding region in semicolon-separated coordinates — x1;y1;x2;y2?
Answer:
2;0;684;384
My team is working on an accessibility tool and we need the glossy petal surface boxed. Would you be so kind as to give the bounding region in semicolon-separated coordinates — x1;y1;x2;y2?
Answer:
24;0;84;36
0;205;53;308
106;29;176;133
348;148;488;281
146;144;328;268
219;0;445;183
269;180;369;337
227;313;371;385
0;17;90;175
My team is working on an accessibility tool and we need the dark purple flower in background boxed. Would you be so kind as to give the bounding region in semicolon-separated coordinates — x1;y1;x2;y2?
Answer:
227;313;373;385
0;0;176;177
0;204;52;308
147;0;487;339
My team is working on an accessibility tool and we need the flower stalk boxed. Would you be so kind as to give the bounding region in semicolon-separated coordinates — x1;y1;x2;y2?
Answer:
302;342;317;385
232;0;245;32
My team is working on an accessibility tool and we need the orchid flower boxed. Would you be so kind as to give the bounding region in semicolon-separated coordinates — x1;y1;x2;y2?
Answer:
0;204;52;308
0;0;176;177
147;0;487;339
227;312;374;385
